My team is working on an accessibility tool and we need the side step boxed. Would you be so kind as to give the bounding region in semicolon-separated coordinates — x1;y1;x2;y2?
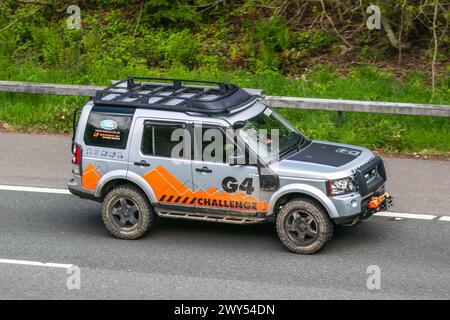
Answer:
156;211;267;225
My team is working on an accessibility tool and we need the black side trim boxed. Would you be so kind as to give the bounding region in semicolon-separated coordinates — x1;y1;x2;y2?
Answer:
68;186;101;202
196;206;260;216
71;108;82;151
155;203;196;213
91;105;137;115
257;159;280;191
259;171;280;191
154;203;261;217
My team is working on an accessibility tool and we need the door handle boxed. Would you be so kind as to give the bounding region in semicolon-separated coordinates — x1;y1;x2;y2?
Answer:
196;166;212;173
134;160;150;167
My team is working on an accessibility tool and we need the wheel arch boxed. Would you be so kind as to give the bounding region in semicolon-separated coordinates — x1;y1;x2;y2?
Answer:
268;184;339;219
94;170;157;203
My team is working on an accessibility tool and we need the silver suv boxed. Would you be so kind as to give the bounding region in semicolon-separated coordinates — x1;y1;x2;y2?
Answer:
68;77;392;254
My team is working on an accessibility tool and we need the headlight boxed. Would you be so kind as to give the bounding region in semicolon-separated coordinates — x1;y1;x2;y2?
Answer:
327;177;357;196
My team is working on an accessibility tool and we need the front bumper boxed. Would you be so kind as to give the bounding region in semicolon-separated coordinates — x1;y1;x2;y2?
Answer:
334;191;393;225
331;156;391;225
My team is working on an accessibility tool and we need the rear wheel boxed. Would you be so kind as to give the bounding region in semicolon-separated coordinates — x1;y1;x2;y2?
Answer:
276;198;333;254
102;185;153;240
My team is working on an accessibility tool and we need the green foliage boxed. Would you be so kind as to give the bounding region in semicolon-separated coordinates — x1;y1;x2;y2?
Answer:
294;30;336;56
31;26;65;66
141;0;201;26
164;29;201;66
255;15;290;51
1;0;448;74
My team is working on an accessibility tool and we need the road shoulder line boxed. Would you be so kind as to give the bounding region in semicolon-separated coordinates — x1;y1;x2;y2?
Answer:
0;258;73;269
0;185;70;194
374;211;436;220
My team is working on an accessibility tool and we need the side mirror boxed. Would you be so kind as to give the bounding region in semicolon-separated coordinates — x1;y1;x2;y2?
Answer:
228;154;246;166
232;121;246;130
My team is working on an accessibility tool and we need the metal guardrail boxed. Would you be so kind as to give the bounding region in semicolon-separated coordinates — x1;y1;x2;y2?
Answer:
0;80;448;117
263;96;450;117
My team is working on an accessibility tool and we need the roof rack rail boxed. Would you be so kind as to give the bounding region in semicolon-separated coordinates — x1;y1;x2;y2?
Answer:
93;77;256;114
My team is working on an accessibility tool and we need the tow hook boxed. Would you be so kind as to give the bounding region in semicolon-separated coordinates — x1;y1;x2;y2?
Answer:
368;192;393;214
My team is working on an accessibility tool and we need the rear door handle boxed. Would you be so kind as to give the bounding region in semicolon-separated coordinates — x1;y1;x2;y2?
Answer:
196;166;212;173
134;160;150;167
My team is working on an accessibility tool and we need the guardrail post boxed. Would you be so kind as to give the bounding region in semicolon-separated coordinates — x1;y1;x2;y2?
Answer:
337;111;344;127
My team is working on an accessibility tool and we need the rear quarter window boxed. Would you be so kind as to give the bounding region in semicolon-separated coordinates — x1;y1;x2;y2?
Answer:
84;112;133;149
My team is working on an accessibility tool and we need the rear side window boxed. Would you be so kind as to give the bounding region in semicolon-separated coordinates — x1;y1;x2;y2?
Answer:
84;112;133;149
142;122;186;158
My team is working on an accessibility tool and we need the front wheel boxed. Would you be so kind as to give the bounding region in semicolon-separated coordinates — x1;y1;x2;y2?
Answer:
102;185;154;240
276;198;334;254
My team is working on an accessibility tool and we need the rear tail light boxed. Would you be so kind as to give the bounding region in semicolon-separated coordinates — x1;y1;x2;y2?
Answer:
72;144;82;168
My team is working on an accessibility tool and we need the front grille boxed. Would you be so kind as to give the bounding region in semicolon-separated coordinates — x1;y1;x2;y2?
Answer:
355;156;386;196
364;166;380;181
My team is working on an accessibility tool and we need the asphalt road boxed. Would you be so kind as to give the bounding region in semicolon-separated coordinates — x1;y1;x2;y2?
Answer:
0;132;449;299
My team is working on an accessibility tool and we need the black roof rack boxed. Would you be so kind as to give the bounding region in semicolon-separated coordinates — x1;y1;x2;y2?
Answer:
93;77;256;114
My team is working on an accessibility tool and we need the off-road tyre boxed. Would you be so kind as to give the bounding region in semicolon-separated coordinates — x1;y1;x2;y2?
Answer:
102;185;154;240
276;198;334;254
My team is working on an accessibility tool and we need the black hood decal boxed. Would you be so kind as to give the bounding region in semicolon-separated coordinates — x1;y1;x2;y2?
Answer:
287;142;362;167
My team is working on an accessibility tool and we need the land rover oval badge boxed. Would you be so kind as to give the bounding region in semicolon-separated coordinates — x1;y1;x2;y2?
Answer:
100;119;118;131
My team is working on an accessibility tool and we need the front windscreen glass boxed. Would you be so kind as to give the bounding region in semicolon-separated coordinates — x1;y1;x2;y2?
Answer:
237;103;309;162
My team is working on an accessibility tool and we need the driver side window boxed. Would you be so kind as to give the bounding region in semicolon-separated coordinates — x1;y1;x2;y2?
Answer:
194;125;245;164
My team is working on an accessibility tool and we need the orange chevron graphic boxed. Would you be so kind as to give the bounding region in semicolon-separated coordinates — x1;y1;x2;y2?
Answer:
143;166;268;212
82;163;101;191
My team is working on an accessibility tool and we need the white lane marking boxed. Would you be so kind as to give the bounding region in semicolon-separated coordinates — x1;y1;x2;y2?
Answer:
438;216;450;222
374;212;436;220
0;258;73;269
0;185;70;195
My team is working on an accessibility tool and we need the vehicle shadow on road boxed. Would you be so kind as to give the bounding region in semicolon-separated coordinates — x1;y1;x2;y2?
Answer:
146;216;385;254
